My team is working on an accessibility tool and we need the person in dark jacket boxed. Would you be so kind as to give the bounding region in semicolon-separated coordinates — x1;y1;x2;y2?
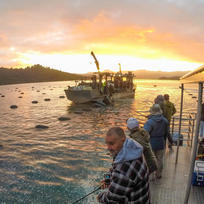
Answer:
97;127;151;204
143;104;169;179
154;94;173;149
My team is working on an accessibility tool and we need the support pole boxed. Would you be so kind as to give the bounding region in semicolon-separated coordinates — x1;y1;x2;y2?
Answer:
184;82;203;204
175;83;184;164
171;117;175;135
191;118;195;147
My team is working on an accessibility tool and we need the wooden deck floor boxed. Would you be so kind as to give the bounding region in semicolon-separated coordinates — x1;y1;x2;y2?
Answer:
150;146;204;204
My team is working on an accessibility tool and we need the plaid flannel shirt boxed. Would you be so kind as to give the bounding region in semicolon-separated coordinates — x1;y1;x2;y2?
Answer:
98;156;151;204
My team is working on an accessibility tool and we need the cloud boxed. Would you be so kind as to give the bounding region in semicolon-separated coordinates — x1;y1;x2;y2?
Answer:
0;0;204;70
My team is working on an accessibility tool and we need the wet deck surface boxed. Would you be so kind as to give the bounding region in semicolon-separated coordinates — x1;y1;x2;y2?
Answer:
150;146;204;204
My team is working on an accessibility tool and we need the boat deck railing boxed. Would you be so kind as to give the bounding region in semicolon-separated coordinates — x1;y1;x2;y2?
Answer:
171;112;196;147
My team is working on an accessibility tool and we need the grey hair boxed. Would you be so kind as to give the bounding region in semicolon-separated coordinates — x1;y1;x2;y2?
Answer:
106;127;126;138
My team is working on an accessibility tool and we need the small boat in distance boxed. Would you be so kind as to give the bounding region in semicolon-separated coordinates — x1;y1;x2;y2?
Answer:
64;52;136;104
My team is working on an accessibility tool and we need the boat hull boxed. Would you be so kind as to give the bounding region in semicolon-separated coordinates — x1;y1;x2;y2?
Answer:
64;89;103;104
112;91;135;100
64;88;135;104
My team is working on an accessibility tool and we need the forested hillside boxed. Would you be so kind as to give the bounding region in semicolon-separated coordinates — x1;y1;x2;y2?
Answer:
0;64;86;85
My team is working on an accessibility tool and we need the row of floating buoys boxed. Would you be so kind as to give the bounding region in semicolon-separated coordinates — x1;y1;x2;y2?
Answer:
10;93;66;108
188;93;197;98
6;87;67;129
12;95;65;106
35;117;71;129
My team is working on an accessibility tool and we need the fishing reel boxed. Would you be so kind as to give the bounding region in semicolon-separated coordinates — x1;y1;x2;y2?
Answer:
104;173;111;185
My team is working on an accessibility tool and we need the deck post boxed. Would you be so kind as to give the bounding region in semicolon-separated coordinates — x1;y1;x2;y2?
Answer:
175;83;184;164
171;117;175;135
184;82;203;204
191;118;195;147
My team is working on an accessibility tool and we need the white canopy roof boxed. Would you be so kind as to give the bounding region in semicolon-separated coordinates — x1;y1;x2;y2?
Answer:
180;65;204;83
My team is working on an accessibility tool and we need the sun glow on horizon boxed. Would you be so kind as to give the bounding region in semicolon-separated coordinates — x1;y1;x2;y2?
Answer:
16;52;202;73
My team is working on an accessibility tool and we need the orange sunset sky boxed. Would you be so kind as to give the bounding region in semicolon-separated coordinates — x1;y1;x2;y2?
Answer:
0;0;204;73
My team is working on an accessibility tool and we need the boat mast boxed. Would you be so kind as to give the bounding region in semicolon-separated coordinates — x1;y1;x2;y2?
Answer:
91;51;100;73
118;63;122;74
91;51;102;93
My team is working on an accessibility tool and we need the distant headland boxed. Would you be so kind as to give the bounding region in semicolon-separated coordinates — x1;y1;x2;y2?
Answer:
0;64;86;85
0;64;188;85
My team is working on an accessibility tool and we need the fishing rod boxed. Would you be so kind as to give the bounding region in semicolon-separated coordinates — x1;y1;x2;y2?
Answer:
71;173;110;204
71;186;101;204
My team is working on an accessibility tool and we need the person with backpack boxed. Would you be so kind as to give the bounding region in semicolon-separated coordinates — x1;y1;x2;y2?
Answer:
126;117;158;175
144;104;169;179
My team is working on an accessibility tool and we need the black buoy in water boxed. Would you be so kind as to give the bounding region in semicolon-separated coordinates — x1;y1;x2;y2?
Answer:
58;117;71;121
35;125;49;129
10;105;18;109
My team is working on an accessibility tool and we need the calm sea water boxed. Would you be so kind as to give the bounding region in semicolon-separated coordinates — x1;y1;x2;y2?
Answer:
0;80;197;203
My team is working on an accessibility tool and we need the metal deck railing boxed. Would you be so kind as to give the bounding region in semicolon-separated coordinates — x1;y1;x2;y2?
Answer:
171;112;196;147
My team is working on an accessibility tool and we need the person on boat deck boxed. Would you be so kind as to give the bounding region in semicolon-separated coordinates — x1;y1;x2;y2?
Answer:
154;95;166;114
97;127;151;204
154;95;173;148
126;117;158;175
91;75;97;89
102;81;107;94
163;94;176;124
144;104;169;179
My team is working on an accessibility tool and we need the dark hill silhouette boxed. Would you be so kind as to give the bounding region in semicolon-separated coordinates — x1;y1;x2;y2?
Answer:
0;65;189;85
0;64;86;85
130;69;188;79
88;69;188;79
113;69;188;79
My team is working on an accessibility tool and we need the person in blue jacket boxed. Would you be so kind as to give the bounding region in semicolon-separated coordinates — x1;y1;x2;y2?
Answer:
144;104;169;179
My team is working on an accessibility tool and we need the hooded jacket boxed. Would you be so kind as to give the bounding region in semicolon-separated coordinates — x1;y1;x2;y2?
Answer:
143;114;169;150
129;128;158;174
98;138;151;204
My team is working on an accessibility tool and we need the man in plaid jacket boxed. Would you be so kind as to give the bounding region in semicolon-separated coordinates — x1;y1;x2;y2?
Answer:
97;127;151;204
